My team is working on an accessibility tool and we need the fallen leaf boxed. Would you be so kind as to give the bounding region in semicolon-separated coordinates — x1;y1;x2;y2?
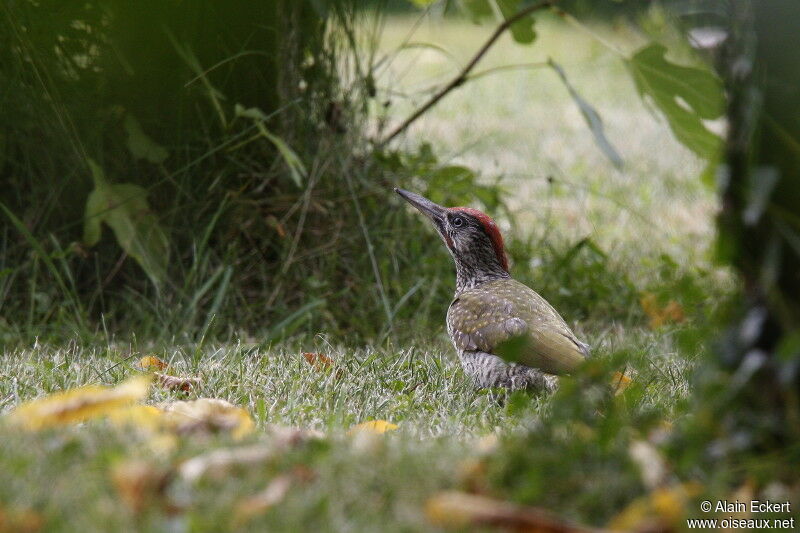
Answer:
154;373;201;392
266;215;286;239
348;420;398;435
426;491;594;532
640;293;685;329
9;376;151;430
629;440;669;490
457;458;489;494
138;356;169;371
0;506;43;533
302;352;334;371
179;445;273;482
160;398;254;438
110;460;171;514
611;372;632;394
233;474;293;526
608;482;702;531
179;427;321;482
107;404;164;432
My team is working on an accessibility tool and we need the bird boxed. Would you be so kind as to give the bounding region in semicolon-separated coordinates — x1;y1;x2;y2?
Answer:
394;188;590;392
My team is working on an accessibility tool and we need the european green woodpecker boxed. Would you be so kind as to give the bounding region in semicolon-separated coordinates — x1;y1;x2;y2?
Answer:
395;188;589;391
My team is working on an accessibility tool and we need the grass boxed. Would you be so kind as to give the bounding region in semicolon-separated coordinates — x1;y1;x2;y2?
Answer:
0;13;742;533
0;333;690;531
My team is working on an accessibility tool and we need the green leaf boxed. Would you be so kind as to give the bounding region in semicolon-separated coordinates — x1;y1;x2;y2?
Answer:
626;43;724;159
497;0;536;44
83;160;169;286
124;114;168;164
461;0;493;22
235;104;307;187
460;0;537;44
83;189;104;247
550;60;623;168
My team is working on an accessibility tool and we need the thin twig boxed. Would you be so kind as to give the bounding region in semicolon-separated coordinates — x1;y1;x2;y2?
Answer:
376;0;555;148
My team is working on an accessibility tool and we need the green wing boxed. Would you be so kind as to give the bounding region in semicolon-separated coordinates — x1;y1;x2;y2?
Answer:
447;279;588;375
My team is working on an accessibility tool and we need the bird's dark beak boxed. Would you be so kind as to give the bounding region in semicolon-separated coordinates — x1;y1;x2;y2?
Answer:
394;188;446;227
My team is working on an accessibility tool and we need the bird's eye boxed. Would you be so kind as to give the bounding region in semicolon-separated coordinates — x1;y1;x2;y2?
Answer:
451;216;464;228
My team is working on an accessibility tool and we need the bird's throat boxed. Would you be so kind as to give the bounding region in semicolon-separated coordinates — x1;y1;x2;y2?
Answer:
454;258;510;293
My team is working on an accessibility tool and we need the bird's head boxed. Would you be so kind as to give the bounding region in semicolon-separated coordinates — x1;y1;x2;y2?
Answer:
394;188;509;290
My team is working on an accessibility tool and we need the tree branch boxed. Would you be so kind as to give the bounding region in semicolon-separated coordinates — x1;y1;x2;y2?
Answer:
376;0;555;148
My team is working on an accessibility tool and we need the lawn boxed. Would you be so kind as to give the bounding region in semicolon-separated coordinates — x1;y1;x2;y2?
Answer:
0;14;733;532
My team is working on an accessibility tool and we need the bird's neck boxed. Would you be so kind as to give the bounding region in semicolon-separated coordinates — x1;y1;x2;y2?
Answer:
453;254;510;293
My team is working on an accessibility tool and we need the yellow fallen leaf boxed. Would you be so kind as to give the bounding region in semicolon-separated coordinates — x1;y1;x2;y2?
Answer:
154;373;201;392
9;376;151;430
608;482;702;531
348;420;398;435
107;404;163;431
160;398;254;439
640;292;685;329
611;371;632;394
426;491;593;532
138;356;169;371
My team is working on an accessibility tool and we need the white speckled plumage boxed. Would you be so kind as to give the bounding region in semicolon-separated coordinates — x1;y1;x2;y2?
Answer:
395;188;589;392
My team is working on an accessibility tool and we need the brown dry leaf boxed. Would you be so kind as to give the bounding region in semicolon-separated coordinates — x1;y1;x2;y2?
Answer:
266;215;286;239
640;293;685;329
233;474;294;526
457;458;489;495
426;491;595;532
348;420;398;435
9;376;151;430
0;506;44;533
154;373;201;392
160;398;254;438
608;482;702;532
138;356;169;371
302;352;334;371
110;460;171;514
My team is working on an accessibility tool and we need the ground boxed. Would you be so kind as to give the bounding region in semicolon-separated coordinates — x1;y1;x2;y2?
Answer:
0;14;732;532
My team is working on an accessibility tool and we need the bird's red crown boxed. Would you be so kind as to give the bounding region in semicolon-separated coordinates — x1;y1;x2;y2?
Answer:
449;207;508;272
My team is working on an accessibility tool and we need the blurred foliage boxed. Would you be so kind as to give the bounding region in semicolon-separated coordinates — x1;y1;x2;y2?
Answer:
669;0;800;483
490;355;661;524
490;0;800;522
